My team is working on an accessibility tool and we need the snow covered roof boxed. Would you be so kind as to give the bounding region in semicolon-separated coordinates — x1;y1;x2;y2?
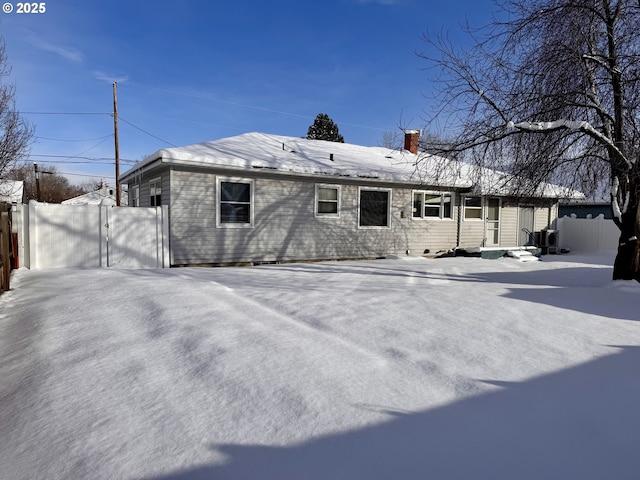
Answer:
457;163;584;199
120;132;581;198
121;132;471;189
62;186;128;206
0;180;25;204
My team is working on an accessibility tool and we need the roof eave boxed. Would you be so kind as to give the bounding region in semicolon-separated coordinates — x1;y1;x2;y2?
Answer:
120;155;471;190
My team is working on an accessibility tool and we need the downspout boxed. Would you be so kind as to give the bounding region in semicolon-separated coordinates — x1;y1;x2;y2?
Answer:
456;199;462;248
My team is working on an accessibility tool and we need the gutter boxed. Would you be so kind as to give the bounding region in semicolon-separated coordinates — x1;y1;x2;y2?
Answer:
119;157;163;183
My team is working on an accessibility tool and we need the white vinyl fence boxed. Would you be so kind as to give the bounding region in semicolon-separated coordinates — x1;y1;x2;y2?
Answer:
14;201;169;269
556;214;619;253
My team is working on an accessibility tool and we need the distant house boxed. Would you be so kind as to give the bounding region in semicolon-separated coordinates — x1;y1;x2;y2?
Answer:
62;185;128;206
559;199;612;219
120;131;573;266
0;180;26;206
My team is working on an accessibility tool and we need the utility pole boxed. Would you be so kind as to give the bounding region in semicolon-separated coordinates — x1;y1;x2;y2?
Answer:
34;163;41;202
33;163;53;202
113;81;121;206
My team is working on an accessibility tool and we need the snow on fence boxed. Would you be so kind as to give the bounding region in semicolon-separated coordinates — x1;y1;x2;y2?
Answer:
556;214;619;253
15;201;169;269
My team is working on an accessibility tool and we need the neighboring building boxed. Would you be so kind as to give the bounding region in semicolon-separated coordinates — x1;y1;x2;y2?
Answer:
120;132;570;266
62;185;128;206
0;180;26;206
559;199;612;219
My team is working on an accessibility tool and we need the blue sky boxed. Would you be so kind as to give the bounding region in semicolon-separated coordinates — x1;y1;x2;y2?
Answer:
1;0;496;186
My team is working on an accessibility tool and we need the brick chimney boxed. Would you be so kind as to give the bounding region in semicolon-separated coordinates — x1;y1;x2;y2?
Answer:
404;130;421;154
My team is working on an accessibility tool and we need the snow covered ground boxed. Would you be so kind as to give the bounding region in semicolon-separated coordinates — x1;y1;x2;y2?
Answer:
1;253;639;479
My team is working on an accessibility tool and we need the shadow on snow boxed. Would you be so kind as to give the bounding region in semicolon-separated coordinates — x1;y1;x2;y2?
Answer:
148;345;640;480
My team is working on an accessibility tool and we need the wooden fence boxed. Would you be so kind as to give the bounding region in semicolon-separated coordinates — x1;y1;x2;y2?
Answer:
0;211;9;292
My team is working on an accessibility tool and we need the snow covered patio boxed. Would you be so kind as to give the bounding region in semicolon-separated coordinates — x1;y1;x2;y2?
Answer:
1;253;640;479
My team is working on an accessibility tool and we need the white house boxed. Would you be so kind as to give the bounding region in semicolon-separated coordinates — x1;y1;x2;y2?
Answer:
0;180;25;205
62;185;127;206
120;131;570;266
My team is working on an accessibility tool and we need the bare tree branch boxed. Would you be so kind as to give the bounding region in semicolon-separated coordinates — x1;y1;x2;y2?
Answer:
0;37;34;179
419;0;640;281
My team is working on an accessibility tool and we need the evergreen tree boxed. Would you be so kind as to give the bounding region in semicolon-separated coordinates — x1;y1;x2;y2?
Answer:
306;113;344;143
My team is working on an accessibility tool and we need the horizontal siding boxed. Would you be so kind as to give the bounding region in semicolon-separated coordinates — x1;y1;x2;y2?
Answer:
125;169;561;263
459;220;484;248
534;206;551;231
124;169;170;208
169;170;462;264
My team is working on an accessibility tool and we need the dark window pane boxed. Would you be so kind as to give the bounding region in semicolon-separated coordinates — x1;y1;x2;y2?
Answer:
465;197;481;208
413;192;423;217
318;201;338;214
221;182;250;202
424;206;440;217
360;190;389;227
443;196;452;218
150;181;161;206
220;204;250;223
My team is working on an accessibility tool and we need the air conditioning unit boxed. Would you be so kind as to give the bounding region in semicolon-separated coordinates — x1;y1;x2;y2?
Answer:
540;229;560;253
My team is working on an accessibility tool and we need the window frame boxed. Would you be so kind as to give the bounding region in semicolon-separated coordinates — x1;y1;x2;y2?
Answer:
149;178;161;207
216;177;255;228
131;185;140;207
358;187;392;228
463;196;483;221
412;190;454;220
315;184;341;218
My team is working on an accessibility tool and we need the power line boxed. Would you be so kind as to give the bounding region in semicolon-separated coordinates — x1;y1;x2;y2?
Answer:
54;171;113;179
36;134;113;143
22;111;111;116
117;115;177;147
127;82;391;132
72;135;114;157
28;154;137;164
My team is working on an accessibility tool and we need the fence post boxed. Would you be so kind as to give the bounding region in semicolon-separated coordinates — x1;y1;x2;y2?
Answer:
161;205;169;268
18;203;30;269
100;205;107;267
556;216;564;250
28;201;37;269
1;212;10;291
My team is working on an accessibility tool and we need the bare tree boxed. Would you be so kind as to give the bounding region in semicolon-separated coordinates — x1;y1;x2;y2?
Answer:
8;163;87;203
0;38;33;179
419;0;640;281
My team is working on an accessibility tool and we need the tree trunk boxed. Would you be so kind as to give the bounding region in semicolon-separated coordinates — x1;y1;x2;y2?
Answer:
612;201;640;282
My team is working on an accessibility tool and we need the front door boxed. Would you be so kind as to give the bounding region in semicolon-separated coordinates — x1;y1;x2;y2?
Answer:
518;206;535;245
485;198;501;246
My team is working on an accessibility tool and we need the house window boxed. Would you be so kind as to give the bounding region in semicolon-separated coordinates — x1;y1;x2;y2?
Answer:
359;188;391;227
413;191;453;219
464;196;483;220
131;185;140;207
149;178;161;206
218;178;253;226
316;184;340;216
